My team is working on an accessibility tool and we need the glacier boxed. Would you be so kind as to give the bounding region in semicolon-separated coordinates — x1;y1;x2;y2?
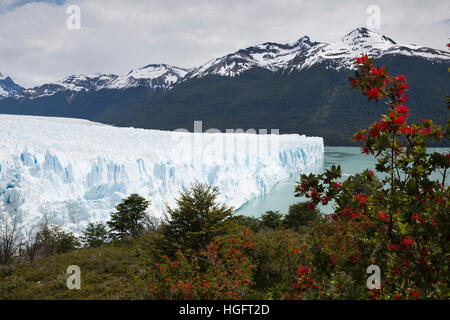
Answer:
0;114;323;233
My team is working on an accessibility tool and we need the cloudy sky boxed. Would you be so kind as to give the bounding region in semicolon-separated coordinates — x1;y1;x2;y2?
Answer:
0;0;448;87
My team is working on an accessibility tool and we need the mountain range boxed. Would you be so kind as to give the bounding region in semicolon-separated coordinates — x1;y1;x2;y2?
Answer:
0;27;449;145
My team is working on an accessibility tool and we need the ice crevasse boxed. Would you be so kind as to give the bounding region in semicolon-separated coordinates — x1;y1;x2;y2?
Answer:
0;115;324;233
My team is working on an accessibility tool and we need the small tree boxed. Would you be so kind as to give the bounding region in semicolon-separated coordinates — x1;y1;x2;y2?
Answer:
142;214;162;234
80;223;110;248
0;215;22;268
260;210;283;229
283;202;320;232
34;224;79;257
107;194;150;239
162;182;236;254
22;225;38;263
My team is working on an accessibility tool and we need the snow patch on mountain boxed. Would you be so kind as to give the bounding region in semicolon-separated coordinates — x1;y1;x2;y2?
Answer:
291;27;450;71
13;65;190;100
106;64;189;90
0;115;324;233
0;86;8;98
0;72;24;99
15;74;118;100
186;36;319;78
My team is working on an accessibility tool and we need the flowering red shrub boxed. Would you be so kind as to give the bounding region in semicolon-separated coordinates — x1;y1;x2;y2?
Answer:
295;55;449;299
115;229;257;299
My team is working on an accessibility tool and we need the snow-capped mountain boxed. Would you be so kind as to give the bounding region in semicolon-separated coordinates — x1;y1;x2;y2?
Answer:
0;72;24;99
287;27;450;71
0;114;323;233
13;64;190;100
16;74;118;100
186;27;450;78
185;36;319;78
105;64;189;90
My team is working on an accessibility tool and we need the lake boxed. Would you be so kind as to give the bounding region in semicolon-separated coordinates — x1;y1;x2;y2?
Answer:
235;146;449;216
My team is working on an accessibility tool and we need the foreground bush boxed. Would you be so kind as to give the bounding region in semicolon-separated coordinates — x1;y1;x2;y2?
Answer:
295;56;449;299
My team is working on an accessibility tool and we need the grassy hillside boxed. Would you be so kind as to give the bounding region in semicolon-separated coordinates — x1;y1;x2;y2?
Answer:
0;237;155;300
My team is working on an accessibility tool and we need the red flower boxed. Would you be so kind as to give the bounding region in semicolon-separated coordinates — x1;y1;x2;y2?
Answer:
320;196;329;205
390;243;400;251
349;77;359;86
352;131;366;142
361;146;370;155
394;104;409;116
371;67;384;76
392;115;405;125
398;96;407;103
410;289;420;299
395;75;406;82
420;127;433;135
400;126;417;135
402;237;413;247
378;211;389;222
333;182;342;188
297;266;310;275
355;55;369;64
306;202;316;211
353;193;368;204
365;87;380;100
369;127;380;137
376;121;389;131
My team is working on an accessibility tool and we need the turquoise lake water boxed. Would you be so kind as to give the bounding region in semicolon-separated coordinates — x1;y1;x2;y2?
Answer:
235;146;449;216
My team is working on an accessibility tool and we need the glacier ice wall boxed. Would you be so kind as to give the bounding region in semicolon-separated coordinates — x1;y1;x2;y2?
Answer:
0;115;323;233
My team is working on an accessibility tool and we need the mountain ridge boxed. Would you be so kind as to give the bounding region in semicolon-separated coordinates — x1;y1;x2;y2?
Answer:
5;27;450;100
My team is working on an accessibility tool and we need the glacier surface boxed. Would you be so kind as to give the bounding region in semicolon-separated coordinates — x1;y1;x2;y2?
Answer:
0;115;323;233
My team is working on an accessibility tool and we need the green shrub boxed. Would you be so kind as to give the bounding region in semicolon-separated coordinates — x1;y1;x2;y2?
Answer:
80;223;110;248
